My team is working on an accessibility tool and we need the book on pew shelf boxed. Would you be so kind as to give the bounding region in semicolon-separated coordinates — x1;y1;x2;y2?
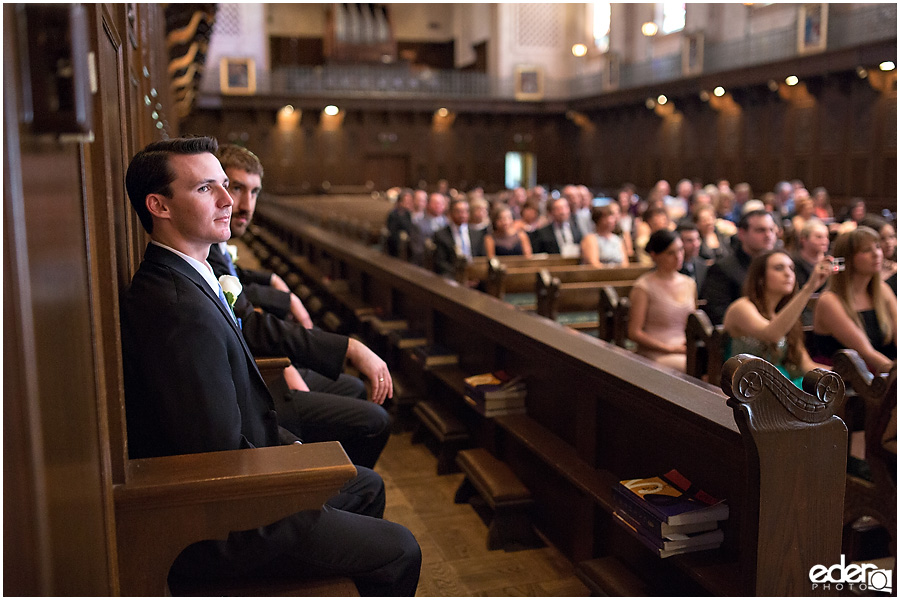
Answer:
612;489;720;537
614;469;729;526
411;344;459;367
613;511;723;559
388;329;428;349
463;395;527;417
463;371;526;401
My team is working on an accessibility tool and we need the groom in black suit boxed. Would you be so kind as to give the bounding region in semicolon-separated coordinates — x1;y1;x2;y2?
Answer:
119;137;420;595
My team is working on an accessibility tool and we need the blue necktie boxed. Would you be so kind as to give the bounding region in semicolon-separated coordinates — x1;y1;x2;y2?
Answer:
458;227;470;258
217;284;238;325
222;245;238;277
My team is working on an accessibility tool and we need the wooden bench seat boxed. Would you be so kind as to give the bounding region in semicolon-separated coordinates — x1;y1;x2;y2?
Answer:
454;448;539;550
535;266;649;331
576;556;652;597
411;399;471;474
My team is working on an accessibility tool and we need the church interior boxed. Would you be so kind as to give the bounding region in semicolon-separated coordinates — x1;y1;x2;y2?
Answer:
4;3;897;596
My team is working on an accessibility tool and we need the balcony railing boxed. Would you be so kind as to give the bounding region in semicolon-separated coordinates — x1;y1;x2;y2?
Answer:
200;4;895;103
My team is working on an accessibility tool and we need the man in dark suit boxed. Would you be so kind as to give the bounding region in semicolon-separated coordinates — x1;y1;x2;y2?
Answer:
530;196;583;257
676;223;708;290
385;188;417;257
207;144;388;469
120;137;420;595
432;197;486;279
699;210;777;325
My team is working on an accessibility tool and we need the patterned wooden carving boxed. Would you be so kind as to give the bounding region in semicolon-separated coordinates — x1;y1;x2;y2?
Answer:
722;355;846;596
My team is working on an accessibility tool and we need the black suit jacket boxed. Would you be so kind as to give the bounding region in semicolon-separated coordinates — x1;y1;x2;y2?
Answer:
679;256;709;290
432;225;486;276
385;208;415;257
530;219;583;255
699;243;753;325
206;245;348;374
208;244;291;319
120;243;283;459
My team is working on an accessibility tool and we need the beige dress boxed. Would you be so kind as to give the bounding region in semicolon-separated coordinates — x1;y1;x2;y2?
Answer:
632;272;696;372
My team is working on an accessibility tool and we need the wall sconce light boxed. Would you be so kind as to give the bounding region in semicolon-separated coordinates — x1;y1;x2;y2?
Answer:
645;97;657;109
321;105;343;131
657;94;668;105
436;107;449;118
641;22;658;37
767;79;780;92
699;90;710;102
879;61;896;71
785;75;799;86
324;105;340;116
277;104;301;131
856;66;869;79
432;107;455;132
572;43;588;57
713;86;725;97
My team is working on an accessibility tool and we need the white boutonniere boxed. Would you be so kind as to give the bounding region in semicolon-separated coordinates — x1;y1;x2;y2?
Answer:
226;244;239;263
218;275;242;308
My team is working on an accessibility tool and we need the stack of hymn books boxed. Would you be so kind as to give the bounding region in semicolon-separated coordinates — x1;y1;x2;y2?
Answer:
612;469;729;558
462;371;526;417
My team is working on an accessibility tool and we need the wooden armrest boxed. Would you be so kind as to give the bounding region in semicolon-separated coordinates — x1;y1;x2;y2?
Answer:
115;442;356;596
256;356;291;389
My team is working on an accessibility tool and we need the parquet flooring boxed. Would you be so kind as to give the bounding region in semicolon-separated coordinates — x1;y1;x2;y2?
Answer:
377;431;590;597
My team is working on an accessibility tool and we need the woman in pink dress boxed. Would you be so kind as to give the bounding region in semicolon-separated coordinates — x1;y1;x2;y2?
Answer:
628;229;697;372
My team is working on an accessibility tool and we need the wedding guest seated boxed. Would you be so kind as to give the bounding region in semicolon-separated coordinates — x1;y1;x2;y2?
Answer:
484;204;533;258
811;186;835;223
676;223;708;290
433;197;486;279
628;230;696;372
514;199;548;234
469;196;491;232
581;205;629;268
633;205;672;266
812;227;897;373
861;215;898;290
723;250;833;388
694;204;729;261
531;196;582;257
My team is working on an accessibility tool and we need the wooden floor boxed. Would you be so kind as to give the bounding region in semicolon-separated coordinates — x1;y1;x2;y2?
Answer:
376;430;590;597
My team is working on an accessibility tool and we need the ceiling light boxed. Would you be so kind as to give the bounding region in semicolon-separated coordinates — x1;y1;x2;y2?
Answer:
879;61;895;71
572;43;588;57
713;86;725;97
324;105;340;116
641;22;658;37
657;95;668;105
785;75;799;86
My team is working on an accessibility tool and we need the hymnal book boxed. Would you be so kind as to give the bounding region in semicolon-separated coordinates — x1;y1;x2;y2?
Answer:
370;314;408;333
463;395;527;417
463;371;526;401
412;344;459;367
389;329;428;349
613;512;723;559
613;489;719;537
614;469;729;526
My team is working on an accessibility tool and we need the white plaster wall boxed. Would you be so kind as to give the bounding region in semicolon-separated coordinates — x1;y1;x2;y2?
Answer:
493;3;573;84
206;4;269;78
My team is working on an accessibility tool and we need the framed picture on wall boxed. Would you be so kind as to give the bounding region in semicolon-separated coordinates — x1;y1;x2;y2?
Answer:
514;66;544;101
797;4;828;55
604;52;620;90
220;57;256;95
681;32;704;77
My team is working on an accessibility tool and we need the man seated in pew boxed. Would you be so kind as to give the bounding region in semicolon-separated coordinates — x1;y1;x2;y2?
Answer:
433;197;486;281
791;218;831;327
811;227;897;373
633;204;672;266
208;143;389;469
700;209;778;325
581;204;629;268
723;250;833;388
484;204;532;258
531;196;583;257
410;191;447;264
513;199;548;235
385;187;417;257
628;230;696;372
120;137;421;595
676;222;708;290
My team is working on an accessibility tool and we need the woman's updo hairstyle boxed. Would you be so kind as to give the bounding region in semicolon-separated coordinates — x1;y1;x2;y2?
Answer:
645;228;678;255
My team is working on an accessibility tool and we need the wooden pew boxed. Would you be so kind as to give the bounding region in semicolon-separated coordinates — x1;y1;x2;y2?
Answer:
477;255;581;300
535;266;650;331
832;351;897;559
251;202;851;596
685;310;728;386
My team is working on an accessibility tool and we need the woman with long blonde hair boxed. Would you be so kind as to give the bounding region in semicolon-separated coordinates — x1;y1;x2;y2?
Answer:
812;227;897;372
